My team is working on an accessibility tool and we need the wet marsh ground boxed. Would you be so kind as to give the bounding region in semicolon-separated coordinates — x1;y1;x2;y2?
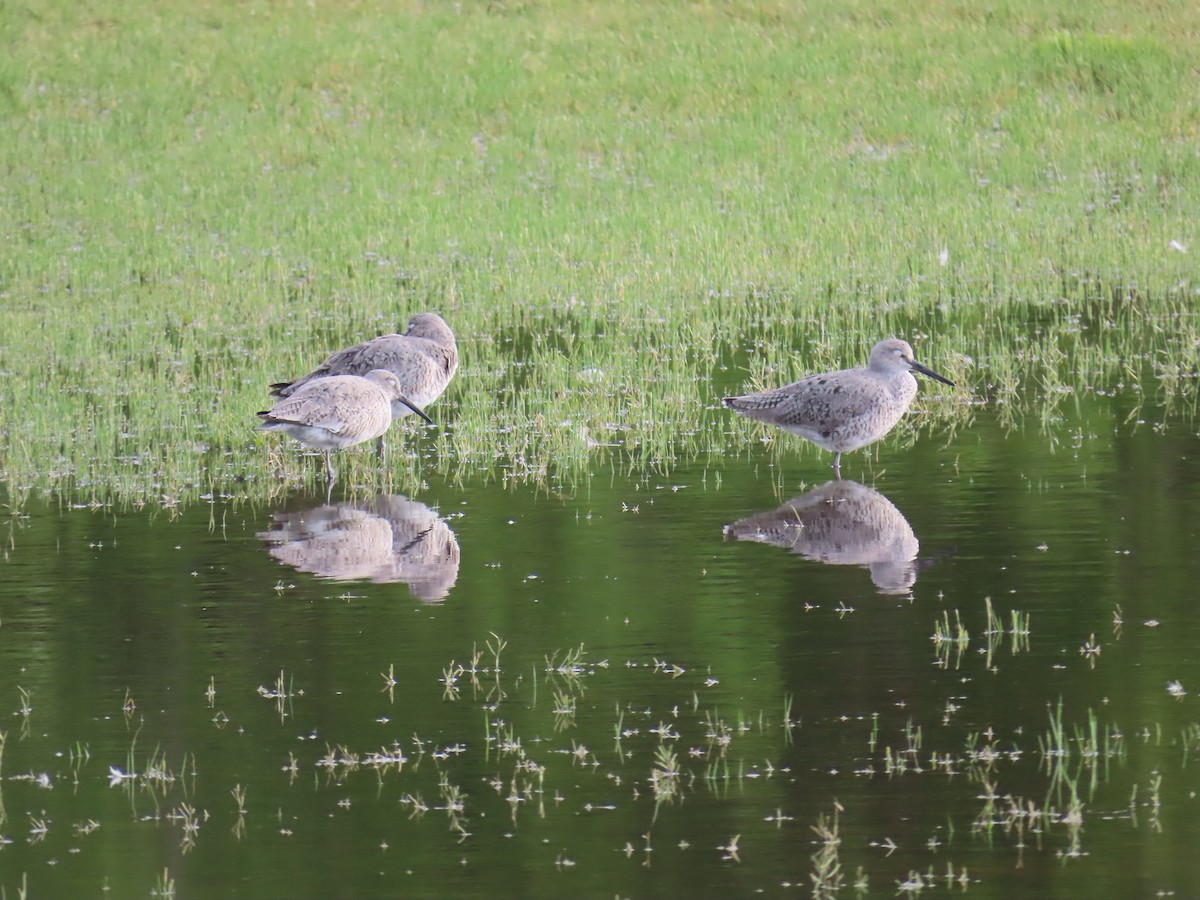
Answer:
3;1;1200;896
3;413;1200;898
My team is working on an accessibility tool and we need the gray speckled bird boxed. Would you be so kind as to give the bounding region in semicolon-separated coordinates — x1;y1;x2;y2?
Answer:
269;312;458;425
723;338;954;473
257;369;432;482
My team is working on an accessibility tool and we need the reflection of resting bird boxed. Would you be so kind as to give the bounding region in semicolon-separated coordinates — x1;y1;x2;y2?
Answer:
257;370;431;482
723;479;919;594
365;495;461;601
260;505;395;582
257;494;461;601
723;338;954;473
269;312;457;427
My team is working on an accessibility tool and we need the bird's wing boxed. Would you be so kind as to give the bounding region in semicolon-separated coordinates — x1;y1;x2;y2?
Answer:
312;334;406;375
264;382;374;432
726;371;891;425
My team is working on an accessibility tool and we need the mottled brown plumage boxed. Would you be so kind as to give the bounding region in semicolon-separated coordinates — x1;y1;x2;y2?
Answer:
257;369;431;481
270;312;457;422
723;338;954;472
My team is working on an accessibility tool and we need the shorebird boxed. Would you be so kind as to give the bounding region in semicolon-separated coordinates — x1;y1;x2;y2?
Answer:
723;338;954;473
269;312;458;430
257;369;432;482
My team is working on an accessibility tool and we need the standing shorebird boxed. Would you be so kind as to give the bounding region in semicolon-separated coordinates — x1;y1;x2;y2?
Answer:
269;312;458;430
723;338;954;474
257;370;433;482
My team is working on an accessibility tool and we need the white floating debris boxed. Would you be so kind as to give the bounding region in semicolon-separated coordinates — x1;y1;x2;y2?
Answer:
108;766;137;787
1168;680;1186;698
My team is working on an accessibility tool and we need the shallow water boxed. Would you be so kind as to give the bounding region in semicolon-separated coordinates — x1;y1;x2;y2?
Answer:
2;397;1200;898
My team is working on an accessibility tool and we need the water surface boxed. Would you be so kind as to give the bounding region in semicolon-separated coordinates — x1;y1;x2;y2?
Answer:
2;398;1199;898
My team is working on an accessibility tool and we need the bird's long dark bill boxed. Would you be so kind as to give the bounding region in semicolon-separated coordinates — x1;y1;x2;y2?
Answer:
400;395;435;424
910;361;955;387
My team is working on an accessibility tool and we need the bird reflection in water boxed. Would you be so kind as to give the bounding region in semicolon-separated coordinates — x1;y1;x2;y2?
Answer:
723;480;919;595
258;494;460;601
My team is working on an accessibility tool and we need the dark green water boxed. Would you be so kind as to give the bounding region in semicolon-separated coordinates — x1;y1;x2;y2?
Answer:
2;399;1200;898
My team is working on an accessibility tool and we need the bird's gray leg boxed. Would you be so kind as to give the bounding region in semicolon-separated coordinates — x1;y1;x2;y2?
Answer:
831;451;842;479
324;450;337;484
376;435;386;458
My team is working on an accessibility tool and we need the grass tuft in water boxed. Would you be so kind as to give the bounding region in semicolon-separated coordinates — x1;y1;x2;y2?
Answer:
810;802;845;900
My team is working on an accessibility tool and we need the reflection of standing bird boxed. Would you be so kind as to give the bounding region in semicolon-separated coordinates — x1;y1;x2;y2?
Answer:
257;370;431;482
257;494;461;601
723;338;954;473
269;312;458;426
723;480;919;594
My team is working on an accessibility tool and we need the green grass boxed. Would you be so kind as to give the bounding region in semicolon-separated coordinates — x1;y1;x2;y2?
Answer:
2;0;1199;504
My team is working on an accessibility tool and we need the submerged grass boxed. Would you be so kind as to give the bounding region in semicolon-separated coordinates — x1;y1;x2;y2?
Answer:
2;1;1200;504
3;628;1192;896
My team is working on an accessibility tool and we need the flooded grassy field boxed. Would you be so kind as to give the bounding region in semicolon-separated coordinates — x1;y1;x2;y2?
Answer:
3;388;1200;897
3;1;1200;896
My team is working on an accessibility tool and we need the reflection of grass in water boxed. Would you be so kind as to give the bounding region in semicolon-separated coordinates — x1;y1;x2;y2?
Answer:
3;3;1200;506
2;631;1196;894
935;600;1032;673
152;868;175;899
932;609;970;671
810;803;843;899
650;745;681;810
0;731;5;831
